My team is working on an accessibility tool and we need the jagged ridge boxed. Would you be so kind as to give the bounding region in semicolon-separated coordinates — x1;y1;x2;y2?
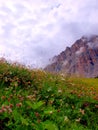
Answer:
45;35;98;77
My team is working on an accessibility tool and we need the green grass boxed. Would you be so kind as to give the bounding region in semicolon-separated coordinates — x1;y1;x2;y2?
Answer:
0;60;98;130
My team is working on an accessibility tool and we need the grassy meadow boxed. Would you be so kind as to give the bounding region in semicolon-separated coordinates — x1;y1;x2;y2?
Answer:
0;59;98;130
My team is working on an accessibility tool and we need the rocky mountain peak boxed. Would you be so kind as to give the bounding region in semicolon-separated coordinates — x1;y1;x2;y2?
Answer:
45;35;98;77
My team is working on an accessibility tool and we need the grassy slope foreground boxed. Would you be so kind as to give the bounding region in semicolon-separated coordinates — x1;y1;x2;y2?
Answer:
0;60;98;130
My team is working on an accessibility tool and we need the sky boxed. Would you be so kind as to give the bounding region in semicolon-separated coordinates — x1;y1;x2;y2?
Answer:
0;0;98;68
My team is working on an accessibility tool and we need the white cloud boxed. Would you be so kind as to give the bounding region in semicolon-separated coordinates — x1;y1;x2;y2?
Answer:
88;36;98;48
0;0;98;68
76;47;84;55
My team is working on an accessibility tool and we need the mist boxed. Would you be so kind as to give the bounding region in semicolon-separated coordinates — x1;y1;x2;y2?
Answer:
0;0;98;68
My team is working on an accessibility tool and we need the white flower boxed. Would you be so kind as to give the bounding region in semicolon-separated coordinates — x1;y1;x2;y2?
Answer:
64;116;69;122
58;89;62;93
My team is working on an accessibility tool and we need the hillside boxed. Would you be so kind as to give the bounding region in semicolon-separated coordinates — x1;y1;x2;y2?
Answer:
45;35;98;77
0;59;98;130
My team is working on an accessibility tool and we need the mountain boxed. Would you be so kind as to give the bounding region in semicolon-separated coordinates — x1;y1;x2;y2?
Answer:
45;35;98;77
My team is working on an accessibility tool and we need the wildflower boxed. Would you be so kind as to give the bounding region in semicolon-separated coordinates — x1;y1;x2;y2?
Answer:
8;108;12;113
35;112;40;117
2;108;7;112
49;100;54;105
5;106;10;109
16;103;22;107
1;96;6;100
18;95;22;98
95;105;98;108
2;106;5;110
14;82;18;87
47;88;52;92
27;95;32;99
64;116;69;122
82;102;89;108
76;118;81;122
80;109;85;115
0;109;3;113
58;89;62;93
49;111;53;114
9;104;14;108
8;98;11;102
5;77;8;82
27;95;36;101
10;95;13;98
72;105;75;109
19;97;24;101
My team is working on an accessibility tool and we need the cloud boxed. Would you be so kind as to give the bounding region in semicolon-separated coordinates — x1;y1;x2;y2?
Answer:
0;0;98;68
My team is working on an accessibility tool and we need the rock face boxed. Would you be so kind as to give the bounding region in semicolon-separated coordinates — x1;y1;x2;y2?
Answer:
45;35;98;77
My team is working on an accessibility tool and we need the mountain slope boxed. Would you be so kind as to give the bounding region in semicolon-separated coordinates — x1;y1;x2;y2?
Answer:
45;35;98;77
0;60;98;129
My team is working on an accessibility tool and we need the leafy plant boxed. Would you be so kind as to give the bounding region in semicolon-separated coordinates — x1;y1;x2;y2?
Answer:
0;60;98;129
